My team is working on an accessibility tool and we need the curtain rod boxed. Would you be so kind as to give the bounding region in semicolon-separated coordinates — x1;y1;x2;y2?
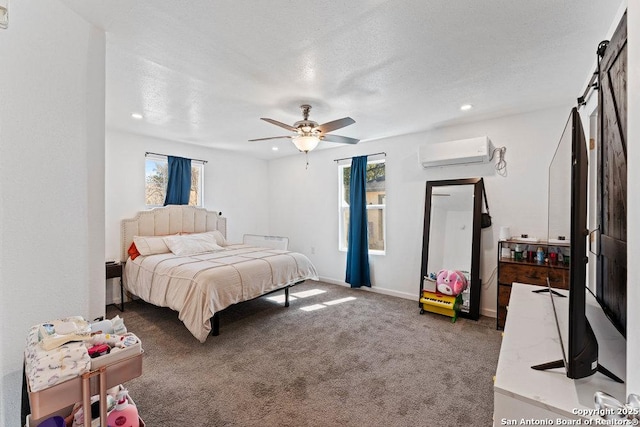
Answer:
333;152;386;162
145;151;208;164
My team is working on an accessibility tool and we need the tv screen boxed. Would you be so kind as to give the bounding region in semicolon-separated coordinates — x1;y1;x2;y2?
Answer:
532;107;622;383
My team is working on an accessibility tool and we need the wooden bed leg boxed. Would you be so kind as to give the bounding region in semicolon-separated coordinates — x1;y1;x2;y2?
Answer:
285;286;290;307
212;312;220;336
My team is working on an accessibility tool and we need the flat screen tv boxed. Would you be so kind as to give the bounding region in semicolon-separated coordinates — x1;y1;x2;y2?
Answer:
531;107;622;383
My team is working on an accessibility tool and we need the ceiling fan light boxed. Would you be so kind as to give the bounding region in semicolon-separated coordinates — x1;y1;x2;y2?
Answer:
292;135;319;152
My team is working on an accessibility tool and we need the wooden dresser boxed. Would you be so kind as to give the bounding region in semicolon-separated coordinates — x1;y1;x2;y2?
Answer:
496;239;570;329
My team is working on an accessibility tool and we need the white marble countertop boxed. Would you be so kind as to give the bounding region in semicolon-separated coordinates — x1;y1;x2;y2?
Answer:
494;283;627;419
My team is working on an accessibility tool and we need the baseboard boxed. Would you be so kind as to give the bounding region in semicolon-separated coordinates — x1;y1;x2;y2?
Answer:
480;307;497;318
318;276;497;319
318;276;419;301
105;294;124;306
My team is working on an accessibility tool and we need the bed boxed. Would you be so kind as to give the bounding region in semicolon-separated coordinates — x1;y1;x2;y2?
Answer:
121;205;318;342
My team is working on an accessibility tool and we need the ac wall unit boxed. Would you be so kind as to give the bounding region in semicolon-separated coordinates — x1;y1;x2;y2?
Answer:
419;136;494;168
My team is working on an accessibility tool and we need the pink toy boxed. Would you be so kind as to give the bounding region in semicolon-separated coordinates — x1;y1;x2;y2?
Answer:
436;270;468;296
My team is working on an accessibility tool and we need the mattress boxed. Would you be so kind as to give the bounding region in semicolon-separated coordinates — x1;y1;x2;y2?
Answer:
124;244;318;342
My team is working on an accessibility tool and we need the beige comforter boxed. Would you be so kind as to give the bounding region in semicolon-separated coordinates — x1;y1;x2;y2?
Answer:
124;244;318;342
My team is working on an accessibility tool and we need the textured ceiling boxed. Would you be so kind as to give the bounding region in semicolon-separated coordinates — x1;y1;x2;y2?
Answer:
60;0;623;159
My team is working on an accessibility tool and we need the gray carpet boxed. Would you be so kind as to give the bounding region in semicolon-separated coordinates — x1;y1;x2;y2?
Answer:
107;281;501;426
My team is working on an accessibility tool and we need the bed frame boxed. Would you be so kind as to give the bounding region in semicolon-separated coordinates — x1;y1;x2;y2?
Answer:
120;205;301;336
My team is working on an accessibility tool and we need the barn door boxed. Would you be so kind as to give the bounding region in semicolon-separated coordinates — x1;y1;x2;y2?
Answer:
596;12;627;336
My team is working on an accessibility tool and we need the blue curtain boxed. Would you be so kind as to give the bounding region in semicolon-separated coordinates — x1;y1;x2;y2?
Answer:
164;156;192;205
345;156;371;288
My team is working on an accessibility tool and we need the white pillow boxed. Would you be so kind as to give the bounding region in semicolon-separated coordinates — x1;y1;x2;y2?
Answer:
209;230;227;246
180;230;227;246
133;235;171;256
163;233;224;256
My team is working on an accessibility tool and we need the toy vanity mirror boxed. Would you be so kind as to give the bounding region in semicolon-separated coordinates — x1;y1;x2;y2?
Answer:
419;178;484;320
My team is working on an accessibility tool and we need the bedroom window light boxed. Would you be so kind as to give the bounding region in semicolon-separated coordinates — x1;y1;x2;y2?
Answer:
145;155;204;207
338;158;386;254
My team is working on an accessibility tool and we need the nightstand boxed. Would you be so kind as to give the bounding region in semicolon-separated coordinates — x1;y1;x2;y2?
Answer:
106;262;124;311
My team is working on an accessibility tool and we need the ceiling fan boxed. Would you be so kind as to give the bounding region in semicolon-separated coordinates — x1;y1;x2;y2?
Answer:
249;104;359;152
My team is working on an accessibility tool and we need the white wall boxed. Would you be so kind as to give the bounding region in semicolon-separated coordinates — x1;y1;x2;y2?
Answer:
627;0;639;396
427;206;446;275
0;1;106;426
443;210;474;272
268;106;570;316
427;207;474;274
105;130;270;302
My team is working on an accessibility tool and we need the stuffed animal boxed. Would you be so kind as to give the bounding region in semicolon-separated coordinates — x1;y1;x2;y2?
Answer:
436;269;468;296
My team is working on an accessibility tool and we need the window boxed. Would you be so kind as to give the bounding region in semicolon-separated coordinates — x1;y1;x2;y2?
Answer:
145;155;204;207
338;159;385;254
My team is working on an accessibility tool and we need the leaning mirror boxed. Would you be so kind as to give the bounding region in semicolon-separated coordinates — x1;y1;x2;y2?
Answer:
419;178;483;320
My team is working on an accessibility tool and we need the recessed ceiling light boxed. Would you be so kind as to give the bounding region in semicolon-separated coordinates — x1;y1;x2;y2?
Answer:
131;113;143;120
272;146;279;151
460;104;473;111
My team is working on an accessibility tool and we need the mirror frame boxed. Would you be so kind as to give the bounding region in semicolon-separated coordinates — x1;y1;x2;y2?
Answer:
419;178;483;320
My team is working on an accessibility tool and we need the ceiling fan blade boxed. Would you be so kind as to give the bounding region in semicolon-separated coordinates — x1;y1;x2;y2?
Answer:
248;136;292;142
322;134;360;144
260;118;297;132
317;117;355;133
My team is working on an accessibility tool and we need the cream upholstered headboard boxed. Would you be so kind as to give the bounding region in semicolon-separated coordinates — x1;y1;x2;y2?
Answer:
120;205;227;262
